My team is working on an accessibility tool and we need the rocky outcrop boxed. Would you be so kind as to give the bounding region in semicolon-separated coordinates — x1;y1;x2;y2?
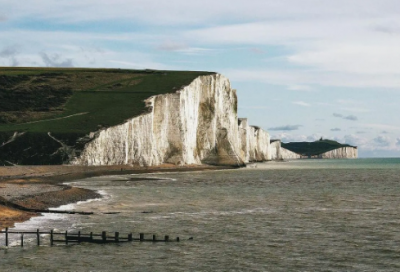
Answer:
270;140;281;160
73;74;247;167
237;119;271;163
247;126;271;162
320;147;358;159
238;118;250;163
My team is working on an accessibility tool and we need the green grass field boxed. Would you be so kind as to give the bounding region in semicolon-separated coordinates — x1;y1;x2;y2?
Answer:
0;67;214;133
0;67;214;165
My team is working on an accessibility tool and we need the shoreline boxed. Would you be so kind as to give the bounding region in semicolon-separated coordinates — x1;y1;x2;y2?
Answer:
0;164;235;230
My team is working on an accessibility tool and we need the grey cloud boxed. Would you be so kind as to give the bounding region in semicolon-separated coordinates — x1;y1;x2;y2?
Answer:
0;15;6;22
307;134;321;141
330;128;341;132
396;138;400;146
333;113;343;118
356;131;365;134
373;136;390;146
381;130;389;134
268;125;302;131
344;115;358;121
0;46;18;58
372;23;400;35
333;113;358;121
0;45;19;67
343;135;360;146
40;52;74;67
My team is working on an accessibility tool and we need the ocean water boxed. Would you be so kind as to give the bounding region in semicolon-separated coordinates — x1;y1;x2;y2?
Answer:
1;158;400;271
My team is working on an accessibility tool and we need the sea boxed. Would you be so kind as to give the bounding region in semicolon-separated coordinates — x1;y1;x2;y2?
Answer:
1;158;400;272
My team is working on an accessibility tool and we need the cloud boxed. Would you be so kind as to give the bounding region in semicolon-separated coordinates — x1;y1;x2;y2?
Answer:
306;134;323;142
271;132;308;143
333;113;358;121
225;68;400;89
292;101;310;107
331;128;341;131
268;125;302;131
40;52;74;67
0;45;20;66
342;134;366;147
333;113;343;118
374;135;391;147
397;138;400;146
356;131;366;134
344;115;358;121
287;85;314;92
0;15;6;22
0;46;18;58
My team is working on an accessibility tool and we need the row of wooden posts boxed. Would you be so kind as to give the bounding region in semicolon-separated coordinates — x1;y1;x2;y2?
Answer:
1;228;180;247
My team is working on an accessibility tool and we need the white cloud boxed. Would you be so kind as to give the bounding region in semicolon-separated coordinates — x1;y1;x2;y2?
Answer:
225;68;400;89
268;125;302;131
292;101;311;107
271;133;308;143
374;135;391;146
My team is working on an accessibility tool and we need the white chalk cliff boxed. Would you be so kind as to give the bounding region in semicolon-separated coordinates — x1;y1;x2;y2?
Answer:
319;147;358;159
73;74;270;167
72;73;356;167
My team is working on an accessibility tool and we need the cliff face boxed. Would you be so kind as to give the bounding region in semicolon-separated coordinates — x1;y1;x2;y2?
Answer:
237;119;271;163
320;147;358;159
270;140;281;160
73;74;247;167
280;147;301;160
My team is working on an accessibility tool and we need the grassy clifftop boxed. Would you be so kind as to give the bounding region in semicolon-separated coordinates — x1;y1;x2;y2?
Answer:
281;139;356;157
0;67;214;165
0;67;214;133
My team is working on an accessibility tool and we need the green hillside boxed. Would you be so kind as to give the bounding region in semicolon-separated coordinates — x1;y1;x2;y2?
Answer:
0;67;214;165
281;139;356;157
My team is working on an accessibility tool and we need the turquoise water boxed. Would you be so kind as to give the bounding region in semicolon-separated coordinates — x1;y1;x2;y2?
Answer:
1;158;400;271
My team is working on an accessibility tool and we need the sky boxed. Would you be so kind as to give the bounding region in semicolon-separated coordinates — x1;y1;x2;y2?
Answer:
0;0;399;157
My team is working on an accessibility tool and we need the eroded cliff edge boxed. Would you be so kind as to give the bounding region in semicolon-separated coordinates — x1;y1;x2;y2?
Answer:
73;74;272;167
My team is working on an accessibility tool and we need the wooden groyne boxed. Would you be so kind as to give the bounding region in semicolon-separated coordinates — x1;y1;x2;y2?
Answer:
1;228;181;247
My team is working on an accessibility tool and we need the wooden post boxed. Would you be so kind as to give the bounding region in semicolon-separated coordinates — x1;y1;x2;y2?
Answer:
65;231;68;245
50;230;53;246
78;231;81;244
90;232;93;241
5;227;8;247
102;231;107;243
21;234;24;247
140;233;144;241
128;233;132;242
176;237;180;242
36;229;40;246
115;232;119;242
164;235;169;242
153;234;156;242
